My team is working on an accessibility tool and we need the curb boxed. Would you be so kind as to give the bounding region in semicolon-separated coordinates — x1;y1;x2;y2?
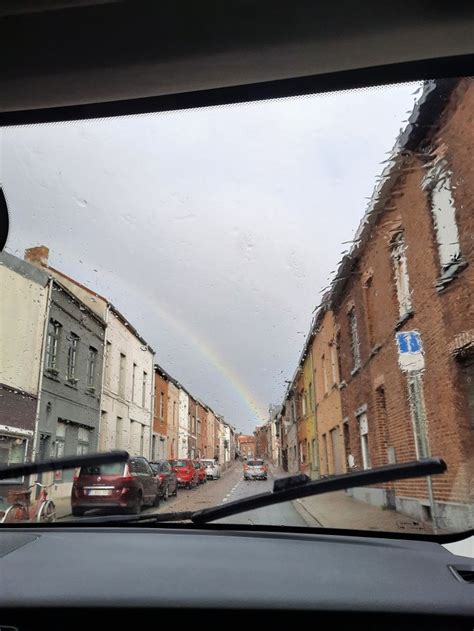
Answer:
292;498;323;528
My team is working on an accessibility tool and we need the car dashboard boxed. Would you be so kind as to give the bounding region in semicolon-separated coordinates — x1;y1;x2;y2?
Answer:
0;526;472;630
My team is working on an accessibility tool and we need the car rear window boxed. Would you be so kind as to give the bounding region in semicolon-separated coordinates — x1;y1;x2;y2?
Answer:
171;460;188;468
247;460;263;467
80;462;125;476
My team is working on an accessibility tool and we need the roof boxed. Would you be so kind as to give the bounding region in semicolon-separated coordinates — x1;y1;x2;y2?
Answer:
46;263;154;353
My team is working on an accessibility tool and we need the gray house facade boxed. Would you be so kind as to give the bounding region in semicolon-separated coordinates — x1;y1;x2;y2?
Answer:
38;279;106;496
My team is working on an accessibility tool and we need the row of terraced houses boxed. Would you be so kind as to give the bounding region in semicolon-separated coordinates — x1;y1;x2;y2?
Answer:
0;246;236;503
256;78;473;532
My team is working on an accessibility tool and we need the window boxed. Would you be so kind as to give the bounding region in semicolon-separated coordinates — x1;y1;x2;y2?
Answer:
407;373;429;458
142;371;147;407
322;355;328;394
459;356;474;429
424;161;462;275
87;347;97;389
308;382;313;410
46;319;61;371
55;422;66;458
302;393;306;416
77;427;90;455
330;341;339;385
115;416;122;449
357;411;371;469
0;435;27;483
348;306;361;370
391;233;412;318
173;401;177;427
159;392;164;419
132;363;137;402
66;333;79;381
119;353;126;397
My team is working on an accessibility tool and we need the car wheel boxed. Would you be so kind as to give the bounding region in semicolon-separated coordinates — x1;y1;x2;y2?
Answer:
127;492;142;515
71;507;85;518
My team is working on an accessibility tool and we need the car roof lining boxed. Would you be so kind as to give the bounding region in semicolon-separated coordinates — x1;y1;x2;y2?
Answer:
0;1;473;123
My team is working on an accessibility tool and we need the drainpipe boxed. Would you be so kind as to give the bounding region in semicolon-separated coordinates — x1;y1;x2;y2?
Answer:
97;304;109;453
426;475;439;534
32;276;53;462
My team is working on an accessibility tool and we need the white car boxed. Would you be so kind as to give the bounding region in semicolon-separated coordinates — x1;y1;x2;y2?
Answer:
202;459;220;480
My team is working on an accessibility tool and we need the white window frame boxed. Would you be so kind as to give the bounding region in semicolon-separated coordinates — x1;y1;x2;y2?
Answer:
87;346;97;389
357;411;371;470
66;333;79;382
407;372;430;459
423;160;462;277
46;320;61;371
349;307;361;371
391;232;413;318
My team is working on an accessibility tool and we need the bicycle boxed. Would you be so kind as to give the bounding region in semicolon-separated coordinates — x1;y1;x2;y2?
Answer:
1;482;56;523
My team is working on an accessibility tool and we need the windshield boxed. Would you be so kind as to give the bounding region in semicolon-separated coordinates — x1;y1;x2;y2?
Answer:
0;77;472;535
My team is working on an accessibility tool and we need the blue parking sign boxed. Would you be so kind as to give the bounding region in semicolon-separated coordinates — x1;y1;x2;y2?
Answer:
396;331;422;354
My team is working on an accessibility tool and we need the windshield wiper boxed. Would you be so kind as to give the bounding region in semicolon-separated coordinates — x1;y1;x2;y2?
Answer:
64;457;446;527
0;451;129;481
191;457;446;524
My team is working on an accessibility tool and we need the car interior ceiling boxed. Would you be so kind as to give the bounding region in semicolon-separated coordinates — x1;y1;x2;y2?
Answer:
0;2;473;123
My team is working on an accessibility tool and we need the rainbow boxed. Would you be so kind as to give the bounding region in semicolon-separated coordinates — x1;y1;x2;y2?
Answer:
131;288;268;425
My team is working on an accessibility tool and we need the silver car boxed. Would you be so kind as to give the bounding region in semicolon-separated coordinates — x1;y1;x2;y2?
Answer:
202;458;221;480
243;459;268;480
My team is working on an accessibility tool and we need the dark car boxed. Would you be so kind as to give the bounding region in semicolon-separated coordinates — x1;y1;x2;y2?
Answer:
71;456;160;517
150;460;178;500
169;459;198;489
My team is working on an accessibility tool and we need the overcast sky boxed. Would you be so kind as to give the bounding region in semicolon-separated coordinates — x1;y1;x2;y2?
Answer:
2;82;420;433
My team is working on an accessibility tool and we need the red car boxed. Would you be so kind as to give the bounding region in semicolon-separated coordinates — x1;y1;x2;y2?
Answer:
193;460;207;484
169;459;198;489
71;456;160;516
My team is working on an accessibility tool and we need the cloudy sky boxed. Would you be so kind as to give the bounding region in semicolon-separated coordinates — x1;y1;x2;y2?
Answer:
2;82;420;433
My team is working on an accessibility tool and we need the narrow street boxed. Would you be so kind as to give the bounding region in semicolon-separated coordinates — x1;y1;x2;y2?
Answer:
60;462;308;526
149;462;307;527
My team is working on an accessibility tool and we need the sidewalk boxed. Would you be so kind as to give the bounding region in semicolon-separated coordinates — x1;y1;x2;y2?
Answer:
269;465;433;534
294;490;434;534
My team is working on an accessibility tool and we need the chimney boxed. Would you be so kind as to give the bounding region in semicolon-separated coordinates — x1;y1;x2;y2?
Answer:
25;245;49;267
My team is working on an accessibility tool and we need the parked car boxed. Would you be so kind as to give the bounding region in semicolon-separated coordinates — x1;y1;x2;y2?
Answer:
201;458;221;480
193;460;207;484
169;459;198;489
150;460;178;500
71;456;160;516
243;459;268;480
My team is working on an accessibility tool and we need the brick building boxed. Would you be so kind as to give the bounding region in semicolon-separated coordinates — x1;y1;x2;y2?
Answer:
332;78;473;530
238;434;256;459
311;306;346;476
153;364;170;460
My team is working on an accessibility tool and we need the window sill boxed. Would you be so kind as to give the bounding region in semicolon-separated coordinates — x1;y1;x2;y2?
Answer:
44;371;60;383
85;387;97;398
436;259;468;292
350;365;361;377
394;310;414;331
65;381;78;390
